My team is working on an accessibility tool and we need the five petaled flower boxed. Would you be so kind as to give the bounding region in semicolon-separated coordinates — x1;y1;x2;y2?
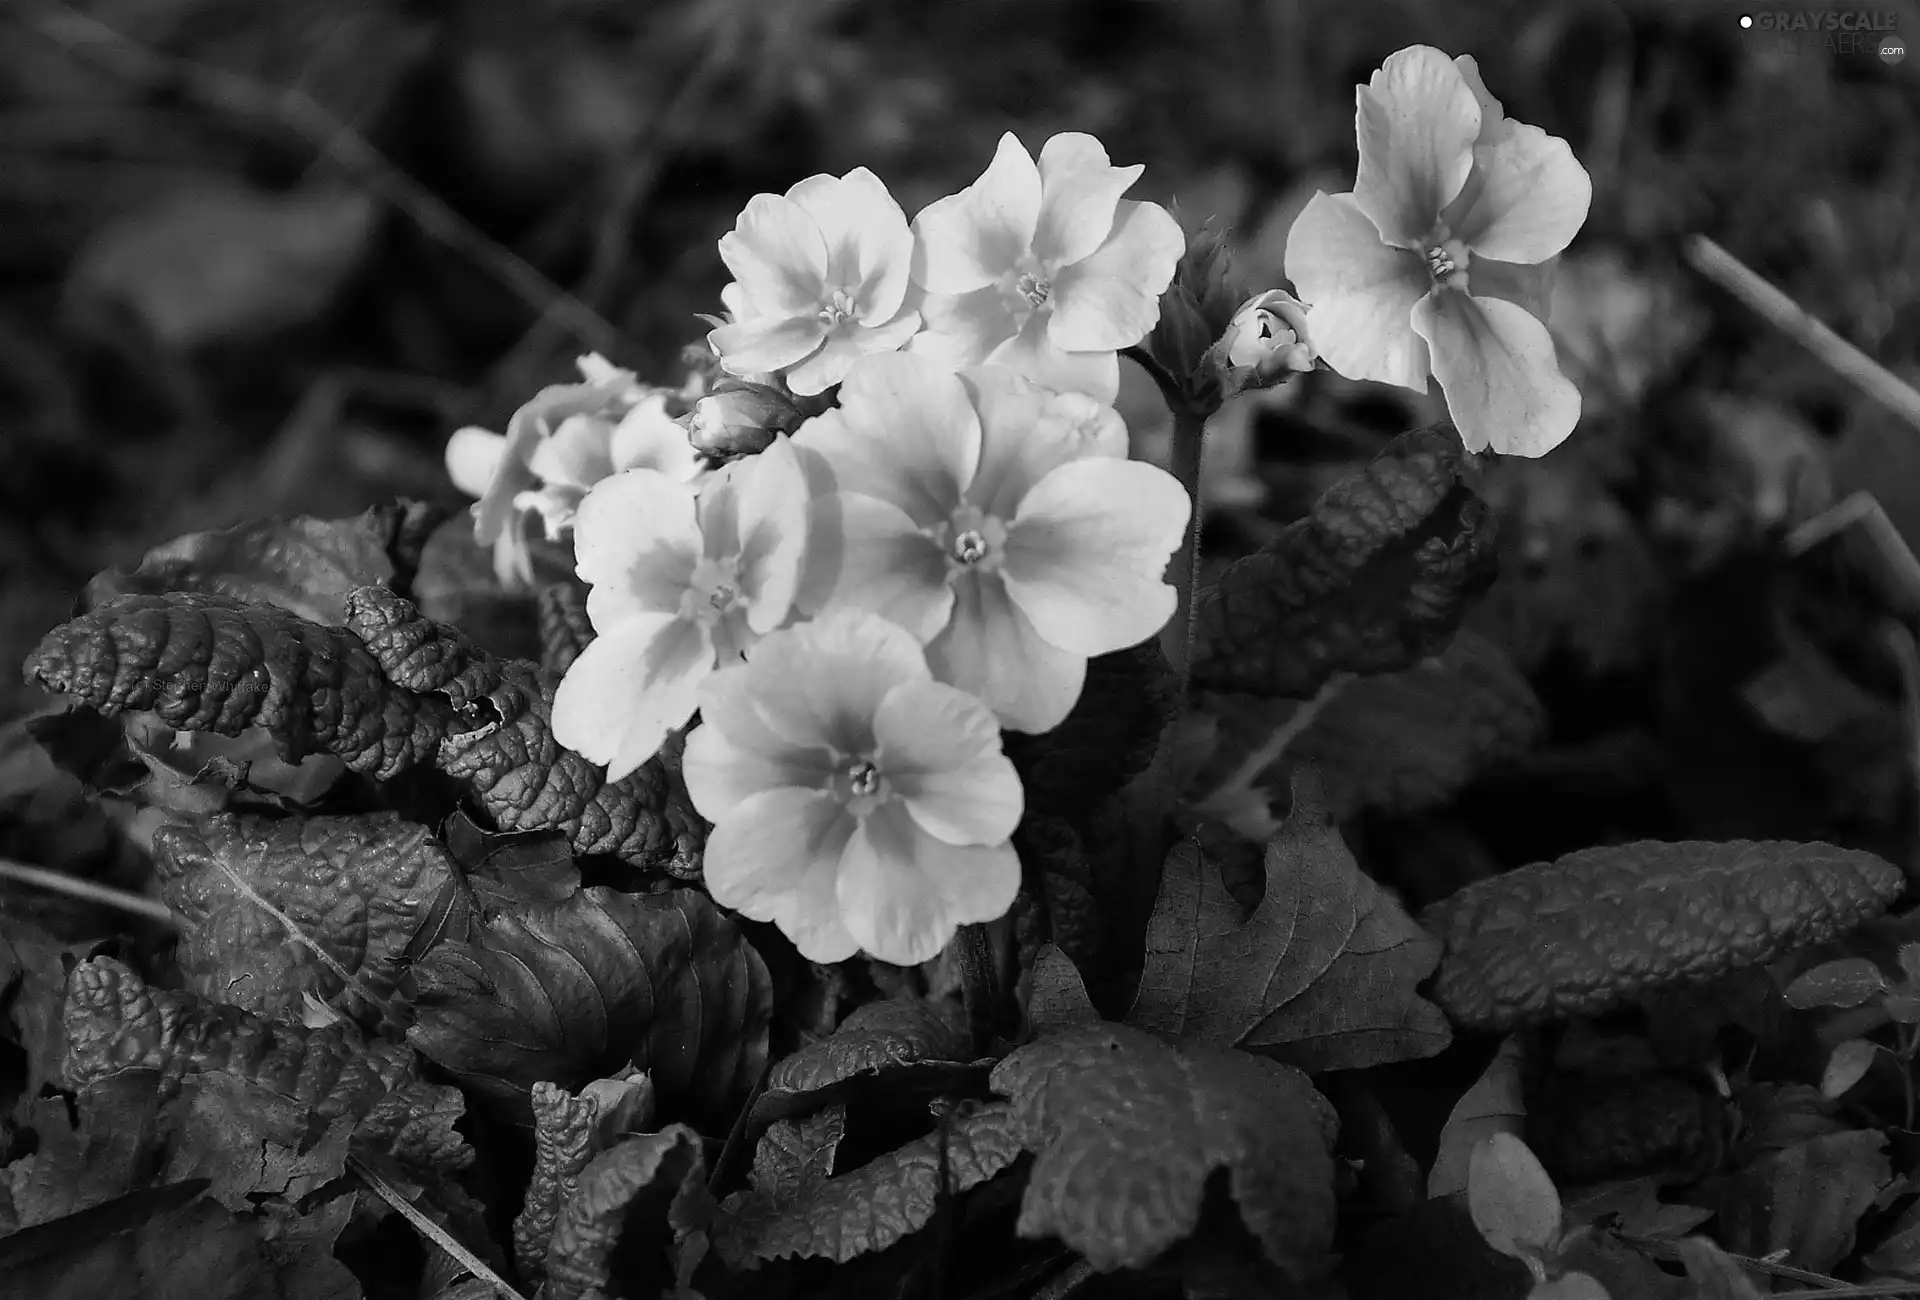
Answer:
552;435;809;781
682;610;1023;966
447;357;703;588
708;168;922;397
1284;46;1591;456
794;352;1190;732
908;133;1186;404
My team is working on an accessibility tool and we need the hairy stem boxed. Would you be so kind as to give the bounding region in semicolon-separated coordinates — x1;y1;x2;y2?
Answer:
1162;403;1209;695
955;922;1000;1053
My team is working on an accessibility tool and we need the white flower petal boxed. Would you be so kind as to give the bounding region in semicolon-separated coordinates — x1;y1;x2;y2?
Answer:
1452;121;1592;265
526;414;616;490
686;666;837;821
552;613;712;781
743;613;933;755
708;315;828;377
910;285;1022;370
961;367;1126;520
1045;200;1184;352
731;434;811;634
982;314;1122;404
1032;133;1142;271
783;312;921;396
837;800;1020;966
791;352;979;524
1283;191;1433;391
609;396;702;481
572;469;702;627
791;442;844;618
786;167;916;324
703;786;860;964
719;193;830;317
720;281;754;320
1413;289;1582;456
1002;457;1188;657
446;426;506;500
874;680;1023;845
816;491;955;642
910;133;1042;295
1351;45;1482;247
925;572;1087;733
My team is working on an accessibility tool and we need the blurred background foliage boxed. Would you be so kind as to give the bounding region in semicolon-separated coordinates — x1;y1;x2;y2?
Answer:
3;0;1920;894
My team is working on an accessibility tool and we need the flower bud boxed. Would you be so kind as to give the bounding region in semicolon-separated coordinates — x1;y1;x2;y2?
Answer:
1140;222;1246;414
1209;289;1315;397
688;382;806;459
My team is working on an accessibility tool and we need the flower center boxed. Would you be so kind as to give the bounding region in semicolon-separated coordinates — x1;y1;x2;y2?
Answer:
1423;238;1471;289
682;555;744;623
831;754;889;814
951;528;989;565
815;288;859;328
846;759;881;797
1015;271;1051;307
934;506;1007;576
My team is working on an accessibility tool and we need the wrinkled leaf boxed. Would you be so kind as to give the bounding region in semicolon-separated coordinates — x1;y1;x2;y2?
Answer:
1131;773;1450;1069
160;1073;355;1211
751;996;981;1127
1708;1129;1891;1275
1468;1133;1562;1261
1820;1038;1881;1099
407;880;770;1120
1431;1036;1530;1198
1785;957;1890;1010
543;1126;706;1300
1192;424;1499;699
1014;815;1101;973
715;1100;1023;1267
84;505;435;628
537;581;595;675
1024;943;1101;1035
513;1071;655;1285
154;811;456;1022
990;1022;1337;1276
1005;640;1179;821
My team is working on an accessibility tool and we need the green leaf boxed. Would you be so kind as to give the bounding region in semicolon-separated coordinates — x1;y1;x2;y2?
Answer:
512;1071;655;1285
989;1022;1337;1276
714;1100;1023;1267
1023;943;1101;1035
1468;1133;1562;1262
751;996;982;1127
1430;1036;1530;1199
406;880;770;1121
159;1073;356;1211
1005;639;1179;822
1674;1236;1766;1300
83;505;436;628
1820;1038;1880;1099
536;580;595;675
154;811;457;1023
542;1126;706;1300
1707;1129;1891;1275
7;1074;168;1228
1784;957;1889;1010
1191;424;1499;699
1130;775;1450;1070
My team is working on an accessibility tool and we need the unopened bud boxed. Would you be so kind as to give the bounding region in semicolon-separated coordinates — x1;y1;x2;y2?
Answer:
1215;290;1316;390
688;383;805;459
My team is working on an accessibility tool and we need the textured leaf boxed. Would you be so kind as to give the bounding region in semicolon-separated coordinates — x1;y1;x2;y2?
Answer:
1430;1036;1529;1198
62;957;419;1121
1024;943;1101;1035
22;592;452;781
154;811;456;1022
159;1073;356;1211
406;879;770;1119
348;1080;475;1183
1468;1133;1562;1260
543;1126;706;1300
1131;775;1450;1070
715;1100;1024;1267
989;1022;1337;1276
7;1074;168;1228
1192;424;1500;698
345;586;706;875
537;581;595;675
1707;1129;1891;1275
752;996;980;1125
84;505;436;628
1014;815;1101;972
1862;1191;1920;1276
513;1071;655;1284
1005;639;1179;821
1424;841;1907;1032
1784;957;1889;1010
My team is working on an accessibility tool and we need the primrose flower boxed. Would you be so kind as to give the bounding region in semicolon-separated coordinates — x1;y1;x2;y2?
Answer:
707;168;921;397
1284;46;1592;456
447;358;704;588
908;132;1186;404
551;435;809;781
682;611;1023;965
794;352;1190;733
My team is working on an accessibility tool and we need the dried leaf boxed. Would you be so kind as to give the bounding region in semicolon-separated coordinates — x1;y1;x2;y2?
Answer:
1430;1036;1530;1198
543;1126;706;1300
1707;1129;1891;1275
1468;1133;1562;1261
1192;424;1499;699
714;1100;1024;1267
406;880;770;1120
154;811;456;1022
990;1022;1337;1276
83;505;435;628
1131;774;1450;1070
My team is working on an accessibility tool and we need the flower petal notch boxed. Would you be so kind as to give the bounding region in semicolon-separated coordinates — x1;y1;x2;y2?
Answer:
1283;45;1592;456
909;132;1186;403
708;168;922;396
682;610;1024;966
793;352;1190;733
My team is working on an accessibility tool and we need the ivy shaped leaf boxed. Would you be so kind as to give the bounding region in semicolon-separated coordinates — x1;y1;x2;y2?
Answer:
83;504;438;628
542;1126;707;1300
153;810;457;1023
1191;424;1499;699
990;1022;1337;1276
1130;772;1451;1071
406;878;771;1122
714;1100;1025;1268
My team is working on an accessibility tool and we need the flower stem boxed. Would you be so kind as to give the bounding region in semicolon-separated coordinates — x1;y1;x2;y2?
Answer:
955;922;999;1052
1163;403;1208;695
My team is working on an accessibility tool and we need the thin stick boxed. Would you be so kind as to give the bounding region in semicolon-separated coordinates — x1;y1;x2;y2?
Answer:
0;857;175;926
33;2;625;357
1684;234;1920;435
349;1155;529;1300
